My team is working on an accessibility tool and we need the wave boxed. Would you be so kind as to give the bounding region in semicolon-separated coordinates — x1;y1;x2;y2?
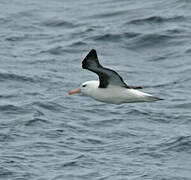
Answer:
161;136;191;153
69;41;87;47
173;102;191;109
128;15;184;24
0;94;18;99
0;133;15;142
127;33;173;49
137;33;172;44
32;101;66;112
5;35;28;42
128;109;150;116
92;32;140;42
0;72;35;83
92;31;175;48
143;80;179;88
40;46;64;55
0;105;26;114
24;118;50;127
42;19;77;28
91;10;128;19
39;45;85;55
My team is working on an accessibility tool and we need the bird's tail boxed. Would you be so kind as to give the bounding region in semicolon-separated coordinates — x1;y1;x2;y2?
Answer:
145;95;163;102
135;90;163;102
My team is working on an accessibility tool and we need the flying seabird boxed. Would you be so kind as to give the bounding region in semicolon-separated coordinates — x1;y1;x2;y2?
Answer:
68;49;163;104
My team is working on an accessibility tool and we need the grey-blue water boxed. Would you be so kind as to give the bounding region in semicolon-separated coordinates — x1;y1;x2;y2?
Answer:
0;0;191;179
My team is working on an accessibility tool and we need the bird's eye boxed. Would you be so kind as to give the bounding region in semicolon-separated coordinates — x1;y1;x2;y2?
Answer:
82;84;86;87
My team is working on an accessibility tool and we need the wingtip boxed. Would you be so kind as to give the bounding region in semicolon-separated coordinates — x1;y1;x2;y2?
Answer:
90;49;96;53
82;49;98;69
87;49;97;57
158;97;164;101
153;96;164;101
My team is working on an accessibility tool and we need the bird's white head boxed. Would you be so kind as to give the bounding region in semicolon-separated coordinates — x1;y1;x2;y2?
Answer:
68;80;98;96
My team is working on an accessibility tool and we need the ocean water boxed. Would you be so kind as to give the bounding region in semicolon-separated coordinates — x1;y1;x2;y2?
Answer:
0;0;191;179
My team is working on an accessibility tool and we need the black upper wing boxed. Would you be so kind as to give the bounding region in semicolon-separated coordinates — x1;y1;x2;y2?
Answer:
82;49;142;89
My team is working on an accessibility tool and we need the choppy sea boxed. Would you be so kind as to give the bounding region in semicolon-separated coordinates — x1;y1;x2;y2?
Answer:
0;0;191;179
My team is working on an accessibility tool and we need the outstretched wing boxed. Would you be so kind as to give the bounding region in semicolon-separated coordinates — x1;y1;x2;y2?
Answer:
82;49;139;89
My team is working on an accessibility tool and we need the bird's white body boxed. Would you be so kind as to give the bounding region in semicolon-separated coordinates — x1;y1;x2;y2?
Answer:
80;81;160;104
68;49;162;104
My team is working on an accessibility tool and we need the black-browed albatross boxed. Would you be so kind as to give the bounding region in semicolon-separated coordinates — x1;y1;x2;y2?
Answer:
68;49;162;104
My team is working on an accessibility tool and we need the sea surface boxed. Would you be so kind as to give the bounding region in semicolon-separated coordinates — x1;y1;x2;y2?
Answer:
0;0;191;179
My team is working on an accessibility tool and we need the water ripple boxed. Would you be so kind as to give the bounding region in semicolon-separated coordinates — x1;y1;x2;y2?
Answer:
24;118;50;127
161;136;191;153
0;72;35;83
92;32;140;42
128;15;185;24
42;19;78;28
0;105;27;114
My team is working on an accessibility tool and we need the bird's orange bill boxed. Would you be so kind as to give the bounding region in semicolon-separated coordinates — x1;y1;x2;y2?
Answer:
68;88;81;95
